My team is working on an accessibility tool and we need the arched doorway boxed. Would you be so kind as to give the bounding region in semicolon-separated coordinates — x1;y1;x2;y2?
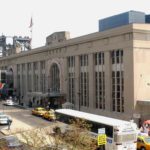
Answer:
48;63;65;109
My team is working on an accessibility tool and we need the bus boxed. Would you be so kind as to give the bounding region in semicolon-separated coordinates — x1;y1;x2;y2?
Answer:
55;109;138;150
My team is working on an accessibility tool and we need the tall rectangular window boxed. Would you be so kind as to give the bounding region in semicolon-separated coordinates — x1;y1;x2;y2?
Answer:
17;64;21;95
33;62;38;91
34;74;38;92
95;52;104;65
22;64;26;95
33;62;38;70
80;54;89;107
41;61;45;70
17;74;20;95
80;72;89;107
68;72;75;104
80;55;88;66
1;71;6;83
68;56;75;68
67;56;75;104
95;52;105;110
17;64;20;72
27;63;31;70
41;74;46;93
111;49;124;112
27;63;32;92
40;61;46;93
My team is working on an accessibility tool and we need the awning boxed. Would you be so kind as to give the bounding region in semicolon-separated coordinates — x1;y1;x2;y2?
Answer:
137;100;150;106
27;92;47;97
27;92;65;97
48;92;65;97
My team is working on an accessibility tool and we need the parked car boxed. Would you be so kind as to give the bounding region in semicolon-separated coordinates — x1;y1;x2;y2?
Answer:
32;107;47;116
137;135;150;150
43;109;56;121
0;113;11;125
3;99;15;106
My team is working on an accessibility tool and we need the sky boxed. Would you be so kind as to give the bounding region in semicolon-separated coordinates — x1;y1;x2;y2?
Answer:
0;0;150;48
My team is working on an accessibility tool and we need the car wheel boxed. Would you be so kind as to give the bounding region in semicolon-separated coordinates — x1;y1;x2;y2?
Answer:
140;147;146;150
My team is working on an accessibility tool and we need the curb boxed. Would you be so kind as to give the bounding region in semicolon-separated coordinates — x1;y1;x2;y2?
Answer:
14;105;27;109
0;129;10;136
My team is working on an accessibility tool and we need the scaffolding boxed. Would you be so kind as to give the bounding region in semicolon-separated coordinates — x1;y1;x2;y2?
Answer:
0;35;31;57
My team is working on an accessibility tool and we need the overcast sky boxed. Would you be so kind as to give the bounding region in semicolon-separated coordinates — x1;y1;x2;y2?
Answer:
0;0;150;48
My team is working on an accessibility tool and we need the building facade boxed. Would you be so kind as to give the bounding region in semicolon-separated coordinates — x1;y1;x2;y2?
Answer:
0;12;150;124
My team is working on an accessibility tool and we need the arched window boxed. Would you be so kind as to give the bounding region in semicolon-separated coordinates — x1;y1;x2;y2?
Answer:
50;63;60;93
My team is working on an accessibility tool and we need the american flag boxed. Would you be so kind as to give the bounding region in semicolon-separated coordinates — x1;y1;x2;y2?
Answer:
29;17;33;28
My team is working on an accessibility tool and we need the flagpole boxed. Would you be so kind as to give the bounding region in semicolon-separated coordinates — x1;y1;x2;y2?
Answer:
30;25;32;49
29;17;33;49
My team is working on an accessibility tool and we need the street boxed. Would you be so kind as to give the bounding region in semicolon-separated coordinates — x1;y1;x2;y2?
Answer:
0;101;54;138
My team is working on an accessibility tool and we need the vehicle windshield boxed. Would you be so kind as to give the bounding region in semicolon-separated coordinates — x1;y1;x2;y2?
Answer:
6;100;12;102
47;112;52;115
145;137;150;143
36;108;45;111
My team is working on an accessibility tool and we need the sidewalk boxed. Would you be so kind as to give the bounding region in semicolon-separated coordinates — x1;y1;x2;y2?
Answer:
1;117;33;135
0;114;64;136
0;118;65;148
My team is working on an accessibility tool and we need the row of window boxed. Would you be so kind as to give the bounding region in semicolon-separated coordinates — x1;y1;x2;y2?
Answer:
17;61;45;72
67;49;124;112
17;62;59;96
17;49;124;113
67;49;123;68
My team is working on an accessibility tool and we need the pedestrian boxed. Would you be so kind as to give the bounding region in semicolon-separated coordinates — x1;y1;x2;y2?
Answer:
7;119;12;130
148;124;150;136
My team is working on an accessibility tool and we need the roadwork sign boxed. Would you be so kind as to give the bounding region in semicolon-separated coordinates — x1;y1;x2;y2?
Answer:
97;134;107;146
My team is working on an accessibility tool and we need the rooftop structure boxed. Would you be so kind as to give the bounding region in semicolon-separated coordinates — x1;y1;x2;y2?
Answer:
99;10;150;31
0;35;31;57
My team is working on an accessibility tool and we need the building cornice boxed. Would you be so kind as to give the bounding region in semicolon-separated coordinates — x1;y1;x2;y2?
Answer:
1;23;150;61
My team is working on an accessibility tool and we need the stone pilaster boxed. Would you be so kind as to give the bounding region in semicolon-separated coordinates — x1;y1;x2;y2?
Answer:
88;54;94;109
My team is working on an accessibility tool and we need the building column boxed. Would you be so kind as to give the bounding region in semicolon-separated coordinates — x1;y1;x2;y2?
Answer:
13;65;17;91
88;54;95;109
20;64;23;102
24;63;28;102
105;51;111;111
38;61;41;92
45;60;49;92
31;63;34;92
63;58;68;97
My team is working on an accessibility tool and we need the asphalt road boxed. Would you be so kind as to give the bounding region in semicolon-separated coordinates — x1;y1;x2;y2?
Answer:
0;101;54;138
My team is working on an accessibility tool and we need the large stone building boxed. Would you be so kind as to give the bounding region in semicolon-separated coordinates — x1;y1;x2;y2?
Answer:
0;11;150;124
